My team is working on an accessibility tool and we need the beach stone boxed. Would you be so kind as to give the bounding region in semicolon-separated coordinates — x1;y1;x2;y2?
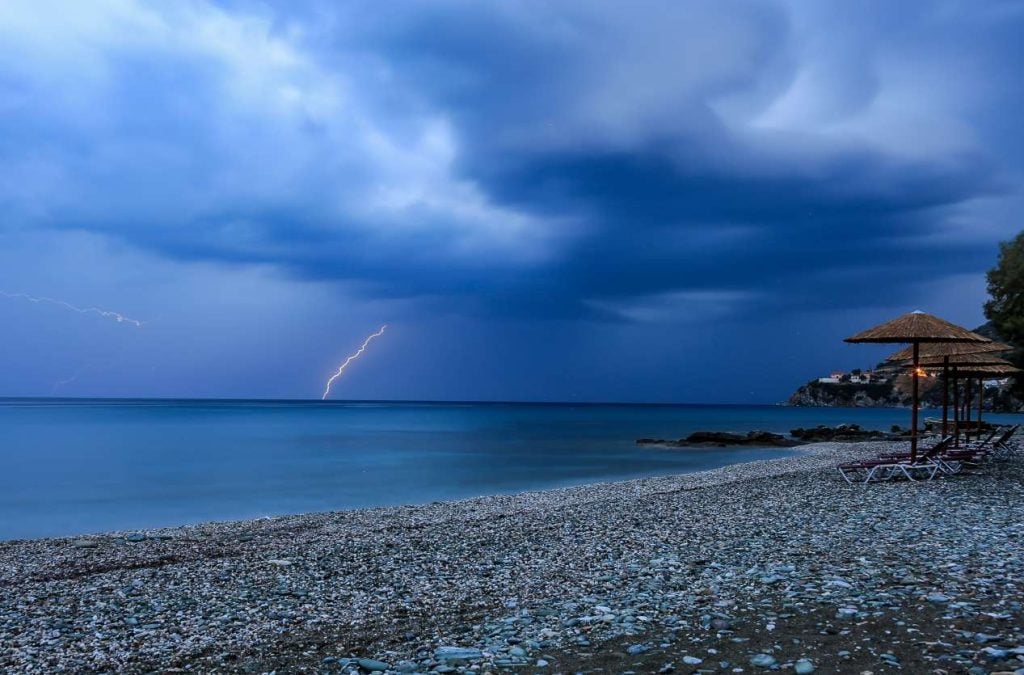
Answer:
794;659;816;674
927;593;951;603
626;644;650;655
357;658;389;672
536;658;549;667
682;655;703;665
749;654;777;667
435;646;482;661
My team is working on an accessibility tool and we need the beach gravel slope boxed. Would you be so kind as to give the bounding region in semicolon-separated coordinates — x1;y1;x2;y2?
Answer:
2;441;1024;673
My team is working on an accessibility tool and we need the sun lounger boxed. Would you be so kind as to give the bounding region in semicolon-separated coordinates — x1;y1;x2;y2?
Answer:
837;456;940;484
839;436;952;484
990;424;1021;459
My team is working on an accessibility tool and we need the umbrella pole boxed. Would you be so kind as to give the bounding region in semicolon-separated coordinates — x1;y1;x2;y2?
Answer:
942;356;949;439
965;379;973;440
978;376;983;426
911;342;919;462
953;367;960;448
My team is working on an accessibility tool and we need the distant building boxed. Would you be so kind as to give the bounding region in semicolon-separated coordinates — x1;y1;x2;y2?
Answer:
818;370;875;385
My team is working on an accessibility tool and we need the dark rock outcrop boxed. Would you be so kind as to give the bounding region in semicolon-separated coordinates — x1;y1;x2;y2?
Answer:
638;424;912;448
636;430;801;448
789;423;904;443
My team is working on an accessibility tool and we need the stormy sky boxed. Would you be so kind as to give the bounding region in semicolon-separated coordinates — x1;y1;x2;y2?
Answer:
1;0;1022;402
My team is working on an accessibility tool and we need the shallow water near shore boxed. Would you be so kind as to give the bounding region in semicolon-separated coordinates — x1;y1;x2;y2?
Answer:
1;398;1021;540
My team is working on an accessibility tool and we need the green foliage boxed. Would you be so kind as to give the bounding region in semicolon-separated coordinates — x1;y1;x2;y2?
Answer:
985;230;1024;394
986;231;1024;344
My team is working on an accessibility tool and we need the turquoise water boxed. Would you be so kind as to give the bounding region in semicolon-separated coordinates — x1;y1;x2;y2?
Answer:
1;399;1021;540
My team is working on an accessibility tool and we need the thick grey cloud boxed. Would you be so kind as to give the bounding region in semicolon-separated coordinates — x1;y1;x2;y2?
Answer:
0;0;1021;325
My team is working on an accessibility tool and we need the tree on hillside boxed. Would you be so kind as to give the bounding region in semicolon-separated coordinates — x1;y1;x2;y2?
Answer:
985;230;1024;394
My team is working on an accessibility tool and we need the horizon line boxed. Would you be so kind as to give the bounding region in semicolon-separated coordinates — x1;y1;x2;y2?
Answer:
0;395;785;407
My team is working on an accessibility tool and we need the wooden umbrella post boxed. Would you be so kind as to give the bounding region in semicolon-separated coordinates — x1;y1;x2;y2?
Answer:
911;341;920;462
953;366;960;447
942;356;950;439
978;376;984;426
965;378;973;435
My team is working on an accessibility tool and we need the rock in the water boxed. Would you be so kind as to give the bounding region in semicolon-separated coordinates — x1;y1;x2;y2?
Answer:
638;430;800;448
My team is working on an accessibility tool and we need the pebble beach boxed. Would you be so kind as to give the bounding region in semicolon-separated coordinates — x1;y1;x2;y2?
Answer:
2;440;1024;674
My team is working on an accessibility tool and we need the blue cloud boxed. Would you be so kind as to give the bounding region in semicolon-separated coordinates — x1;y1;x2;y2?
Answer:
0;0;1021;324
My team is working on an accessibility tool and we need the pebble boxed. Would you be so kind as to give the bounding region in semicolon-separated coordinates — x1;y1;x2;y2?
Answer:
794;659;815;674
0;439;1021;675
749;653;777;667
356;658;389;671
435;647;483;661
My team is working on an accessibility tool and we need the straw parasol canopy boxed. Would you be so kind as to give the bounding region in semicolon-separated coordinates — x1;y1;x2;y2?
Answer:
885;340;1011;362
922;363;1021;376
845;311;990;461
909;353;1016;368
885;338;1012;441
845;311;992;344
917;358;1019;443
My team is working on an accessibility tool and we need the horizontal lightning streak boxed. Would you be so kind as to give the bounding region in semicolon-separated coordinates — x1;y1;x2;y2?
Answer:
0;290;143;326
322;325;388;400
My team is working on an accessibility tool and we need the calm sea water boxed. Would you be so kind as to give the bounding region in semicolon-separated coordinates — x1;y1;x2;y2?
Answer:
1;399;1021;540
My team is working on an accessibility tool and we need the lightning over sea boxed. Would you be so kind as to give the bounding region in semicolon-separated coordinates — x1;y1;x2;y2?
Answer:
321;325;388;400
0;290;144;326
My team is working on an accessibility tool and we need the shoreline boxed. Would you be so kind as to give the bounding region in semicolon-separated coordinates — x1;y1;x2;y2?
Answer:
1;445;806;545
8;444;824;547
3;440;1023;673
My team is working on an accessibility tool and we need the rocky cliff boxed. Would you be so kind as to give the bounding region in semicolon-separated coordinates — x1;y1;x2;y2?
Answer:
787;380;907;408
788;368;1023;411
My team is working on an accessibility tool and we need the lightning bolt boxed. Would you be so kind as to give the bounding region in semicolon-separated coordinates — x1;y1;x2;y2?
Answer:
322;325;388;400
0;290;144;326
51;364;91;393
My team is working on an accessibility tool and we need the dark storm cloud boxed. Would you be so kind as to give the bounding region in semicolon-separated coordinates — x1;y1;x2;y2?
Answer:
1;0;1021;321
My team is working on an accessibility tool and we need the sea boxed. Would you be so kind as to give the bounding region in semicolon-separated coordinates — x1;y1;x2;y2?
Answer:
1;399;1020;540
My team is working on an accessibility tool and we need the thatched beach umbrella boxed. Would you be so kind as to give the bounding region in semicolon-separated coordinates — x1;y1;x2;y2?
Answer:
885;341;1011;362
887;341;1011;439
846;311;990;461
921;361;1020;440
